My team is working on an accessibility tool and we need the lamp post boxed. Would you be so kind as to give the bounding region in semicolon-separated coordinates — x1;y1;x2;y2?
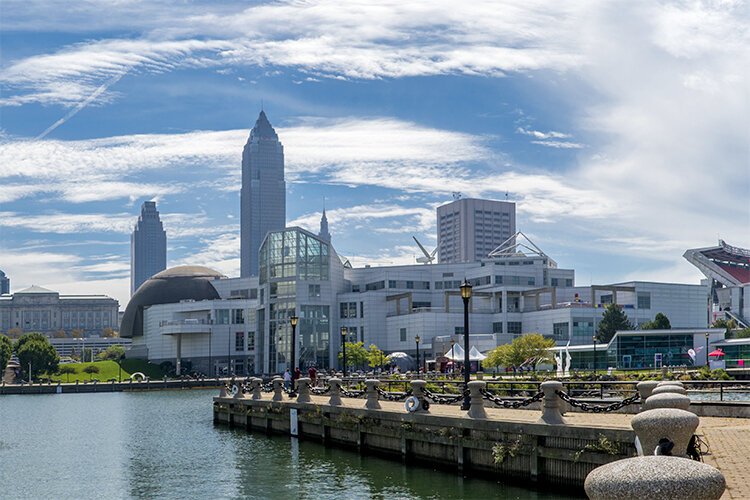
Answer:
705;332;710;368
415;335;421;374
592;335;597;377
289;315;299;397
341;327;348;377
460;279;473;410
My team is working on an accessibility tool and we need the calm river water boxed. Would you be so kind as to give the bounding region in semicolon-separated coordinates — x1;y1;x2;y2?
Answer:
0;390;576;499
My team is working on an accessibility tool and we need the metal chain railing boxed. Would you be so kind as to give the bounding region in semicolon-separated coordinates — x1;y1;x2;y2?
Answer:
555;390;640;413
376;387;413;401
340;387;366;398
310;385;331;395
423;389;465;405
261;383;274;393
481;389;544;408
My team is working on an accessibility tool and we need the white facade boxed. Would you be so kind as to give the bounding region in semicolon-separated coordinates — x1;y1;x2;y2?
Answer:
437;198;516;263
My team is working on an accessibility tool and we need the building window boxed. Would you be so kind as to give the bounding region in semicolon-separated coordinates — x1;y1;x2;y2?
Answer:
232;309;245;324
565;279;573;287
340;302;357;318
388;280;397;288
400;328;406;342
247;332;255;349
553;322;569;341
235;332;245;351
309;284;321;298
507;322;522;336
492;322;503;333
454;327;464;335
637;293;651;309
527;277;535;286
360;302;364;317
215;310;230;325
366;281;385;291
551;278;559;287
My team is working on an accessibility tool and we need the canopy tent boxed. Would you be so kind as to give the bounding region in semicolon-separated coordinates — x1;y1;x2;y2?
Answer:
444;344;465;361
469;346;486;361
708;349;725;357
388;352;415;371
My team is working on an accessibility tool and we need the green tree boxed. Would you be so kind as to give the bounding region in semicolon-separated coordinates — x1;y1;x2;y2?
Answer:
14;332;48;353
484;334;555;371
58;364;76;382
596;304;633;343
338;341;369;369
97;345;126;361
16;338;60;378
83;364;100;380
641;312;671;330
734;327;750;339
712;318;737;336
366;344;390;369
0;335;12;373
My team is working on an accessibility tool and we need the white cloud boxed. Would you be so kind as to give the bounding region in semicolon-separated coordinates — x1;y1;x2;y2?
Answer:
516;127;572;140
530;140;584;149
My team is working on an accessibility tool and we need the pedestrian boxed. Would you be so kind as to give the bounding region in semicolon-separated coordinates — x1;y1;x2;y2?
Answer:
283;368;292;390
293;366;302;383
512;365;517;377
308;366;317;385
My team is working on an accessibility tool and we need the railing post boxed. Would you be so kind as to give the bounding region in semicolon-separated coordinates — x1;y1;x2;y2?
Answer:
272;377;284;402
537;380;566;425
466;381;487;419
296;377;312;403
328;378;343;406
219;384;229;398
410;380;429;412
365;379;381;410
250;378;263;400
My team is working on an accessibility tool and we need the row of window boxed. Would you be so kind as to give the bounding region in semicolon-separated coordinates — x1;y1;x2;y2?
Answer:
340;301;364;319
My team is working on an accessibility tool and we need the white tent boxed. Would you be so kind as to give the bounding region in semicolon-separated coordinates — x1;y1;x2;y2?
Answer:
469;346;486;361
444;344;465;361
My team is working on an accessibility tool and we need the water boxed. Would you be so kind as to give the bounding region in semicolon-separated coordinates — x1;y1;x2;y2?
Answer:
0;390;576;499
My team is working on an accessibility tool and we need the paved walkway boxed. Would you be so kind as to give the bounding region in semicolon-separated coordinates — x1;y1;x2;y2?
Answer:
246;393;750;497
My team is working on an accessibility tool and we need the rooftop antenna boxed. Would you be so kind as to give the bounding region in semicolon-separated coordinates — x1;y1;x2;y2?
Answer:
452;192;462;200
261;99;264;111
505;191;509;201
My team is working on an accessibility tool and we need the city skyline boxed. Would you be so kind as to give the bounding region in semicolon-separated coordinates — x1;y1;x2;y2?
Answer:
1;1;748;307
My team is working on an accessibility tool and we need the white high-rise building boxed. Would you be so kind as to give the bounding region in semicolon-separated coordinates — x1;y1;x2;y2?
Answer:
437;198;516;263
131;201;167;295
240;110;286;277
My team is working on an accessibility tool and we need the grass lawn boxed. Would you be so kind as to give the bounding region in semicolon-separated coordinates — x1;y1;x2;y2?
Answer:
49;359;166;383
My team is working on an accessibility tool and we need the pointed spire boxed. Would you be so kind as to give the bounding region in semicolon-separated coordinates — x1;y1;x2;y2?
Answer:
319;208;331;242
249;109;278;141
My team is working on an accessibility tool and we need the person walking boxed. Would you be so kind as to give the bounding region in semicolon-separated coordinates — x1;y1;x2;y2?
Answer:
283;368;292;391
308;366;317;385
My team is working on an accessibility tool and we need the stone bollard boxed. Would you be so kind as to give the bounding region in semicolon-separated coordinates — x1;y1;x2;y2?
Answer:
296;377;312;403
585;456;725;500
365;379;381;410
272;377;284;402
466;381;487;419
219;385;229;398
410;380;429;413
328;378;343;406
537;380;566;425
642;393;691;411
637;381;659;401
233;381;247;399
250;378;263;400
631;408;699;457
651;385;688;396
657;380;684;388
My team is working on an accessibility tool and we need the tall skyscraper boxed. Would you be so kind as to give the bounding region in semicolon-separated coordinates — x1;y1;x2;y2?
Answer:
0;270;9;295
131;201;167;295
318;209;331;242
437;198;516;263
241;110;286;277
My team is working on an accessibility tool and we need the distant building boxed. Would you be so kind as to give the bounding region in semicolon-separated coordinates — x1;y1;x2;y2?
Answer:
0;270;9;295
241;110;286;277
131;201;167;295
319;209;331;242
437;198;516;263
0;285;119;336
51;337;132;359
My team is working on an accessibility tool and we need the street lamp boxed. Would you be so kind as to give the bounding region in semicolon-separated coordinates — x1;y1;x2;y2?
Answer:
592;335;597;377
341;327;348;377
415;335;421;374
460;279;473;410
289;315;299;397
705;332;710;367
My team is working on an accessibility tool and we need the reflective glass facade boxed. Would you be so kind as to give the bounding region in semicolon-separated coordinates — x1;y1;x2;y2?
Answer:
607;334;694;369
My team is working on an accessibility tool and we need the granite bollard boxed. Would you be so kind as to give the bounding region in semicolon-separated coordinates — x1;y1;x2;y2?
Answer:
466;381;487;419
642;393;691;411
365;379;381;410
250;378;263;400
585;456;725;500
272;377;284;402
657;380;685;388
296;377;312;403
651;385;688;396
328;378;343;406
631;408;699;457
233;381;247;399
538;380;566;425
219;385;229;398
636;381;659;401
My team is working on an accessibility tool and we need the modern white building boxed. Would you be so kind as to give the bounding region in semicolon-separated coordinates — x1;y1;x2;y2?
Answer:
241;110;286;277
437;197;516;263
123;229;709;376
0;285;119;336
131;201;167;295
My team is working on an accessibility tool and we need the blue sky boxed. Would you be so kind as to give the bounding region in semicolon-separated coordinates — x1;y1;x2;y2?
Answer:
1;0;748;307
